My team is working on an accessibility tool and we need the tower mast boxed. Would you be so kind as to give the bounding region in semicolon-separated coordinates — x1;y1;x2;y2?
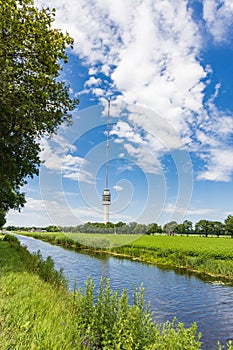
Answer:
102;99;111;224
106;99;110;189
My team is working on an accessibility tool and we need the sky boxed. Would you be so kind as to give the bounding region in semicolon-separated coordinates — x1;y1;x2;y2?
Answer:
6;0;233;227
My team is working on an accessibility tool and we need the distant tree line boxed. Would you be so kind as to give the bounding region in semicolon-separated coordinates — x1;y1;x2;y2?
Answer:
4;215;233;237
161;216;233;237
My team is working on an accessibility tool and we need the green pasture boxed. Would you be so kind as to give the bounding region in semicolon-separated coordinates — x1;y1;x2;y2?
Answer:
130;235;233;259
19;231;233;259
17;231;142;248
67;232;142;248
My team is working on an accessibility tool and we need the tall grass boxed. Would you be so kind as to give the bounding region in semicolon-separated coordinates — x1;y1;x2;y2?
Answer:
17;231;141;248
113;235;233;281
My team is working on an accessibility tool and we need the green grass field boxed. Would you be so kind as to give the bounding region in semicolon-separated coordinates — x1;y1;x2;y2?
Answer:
19;231;233;257
66;232;142;248
17;231;142;248
130;235;233;259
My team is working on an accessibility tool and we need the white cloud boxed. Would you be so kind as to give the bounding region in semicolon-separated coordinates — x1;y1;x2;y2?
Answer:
164;202;215;217
84;76;102;88
40;137;94;184
110;121;145;146
124;143;161;174
40;138;63;171
197;149;233;182
113;185;123;191
203;0;233;43
196;130;219;147
92;88;106;97
62;154;94;184
35;0;206;128
25;197;55;211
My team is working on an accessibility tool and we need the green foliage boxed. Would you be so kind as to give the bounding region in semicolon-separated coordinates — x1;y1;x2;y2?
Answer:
146;223;162;234
2;234;67;287
147;319;201;350
45;225;62;232
0;209;6;228
113;235;233;280
163;221;178;234
67;277;202;349
0;0;78;217
195;220;225;237
175;220;193;234
31;250;67;287
19;231;142;248
225;215;233;237
3;233;21;250
0;272;78;349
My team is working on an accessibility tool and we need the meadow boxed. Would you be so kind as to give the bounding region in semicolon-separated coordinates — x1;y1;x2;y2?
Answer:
0;234;205;349
114;235;233;281
130;235;233;258
16;231;141;248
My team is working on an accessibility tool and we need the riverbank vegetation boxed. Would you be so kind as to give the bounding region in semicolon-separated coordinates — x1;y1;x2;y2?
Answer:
14;231;233;283
114;235;233;281
0;235;205;349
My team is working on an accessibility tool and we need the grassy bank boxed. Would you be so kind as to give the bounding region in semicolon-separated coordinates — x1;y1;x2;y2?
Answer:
16;231;141;248
17;231;233;282
114;235;233;281
0;235;205;349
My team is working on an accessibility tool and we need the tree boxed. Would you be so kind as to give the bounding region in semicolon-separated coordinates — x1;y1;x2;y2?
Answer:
134;223;148;234
225;215;233;237
211;221;225;237
194;220;224;237
195;220;211;237
45;226;62;233
0;0;78;219
146;223;162;234
163;221;178;235
183;220;193;232
115;221;126;227
0;209;6;229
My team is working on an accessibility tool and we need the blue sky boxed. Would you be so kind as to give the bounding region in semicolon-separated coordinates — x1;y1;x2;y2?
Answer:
6;0;233;227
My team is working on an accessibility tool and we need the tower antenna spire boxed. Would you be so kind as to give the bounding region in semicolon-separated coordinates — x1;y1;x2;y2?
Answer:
102;99;111;224
105;99;110;189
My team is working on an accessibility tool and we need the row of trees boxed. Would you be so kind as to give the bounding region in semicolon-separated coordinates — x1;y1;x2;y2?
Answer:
4;216;233;236
161;216;233;237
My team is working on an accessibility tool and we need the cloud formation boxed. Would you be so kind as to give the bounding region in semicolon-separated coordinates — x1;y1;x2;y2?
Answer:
203;0;233;42
40;137;94;184
34;0;233;182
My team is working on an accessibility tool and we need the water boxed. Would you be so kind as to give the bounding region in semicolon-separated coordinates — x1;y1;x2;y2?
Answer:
16;234;233;349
